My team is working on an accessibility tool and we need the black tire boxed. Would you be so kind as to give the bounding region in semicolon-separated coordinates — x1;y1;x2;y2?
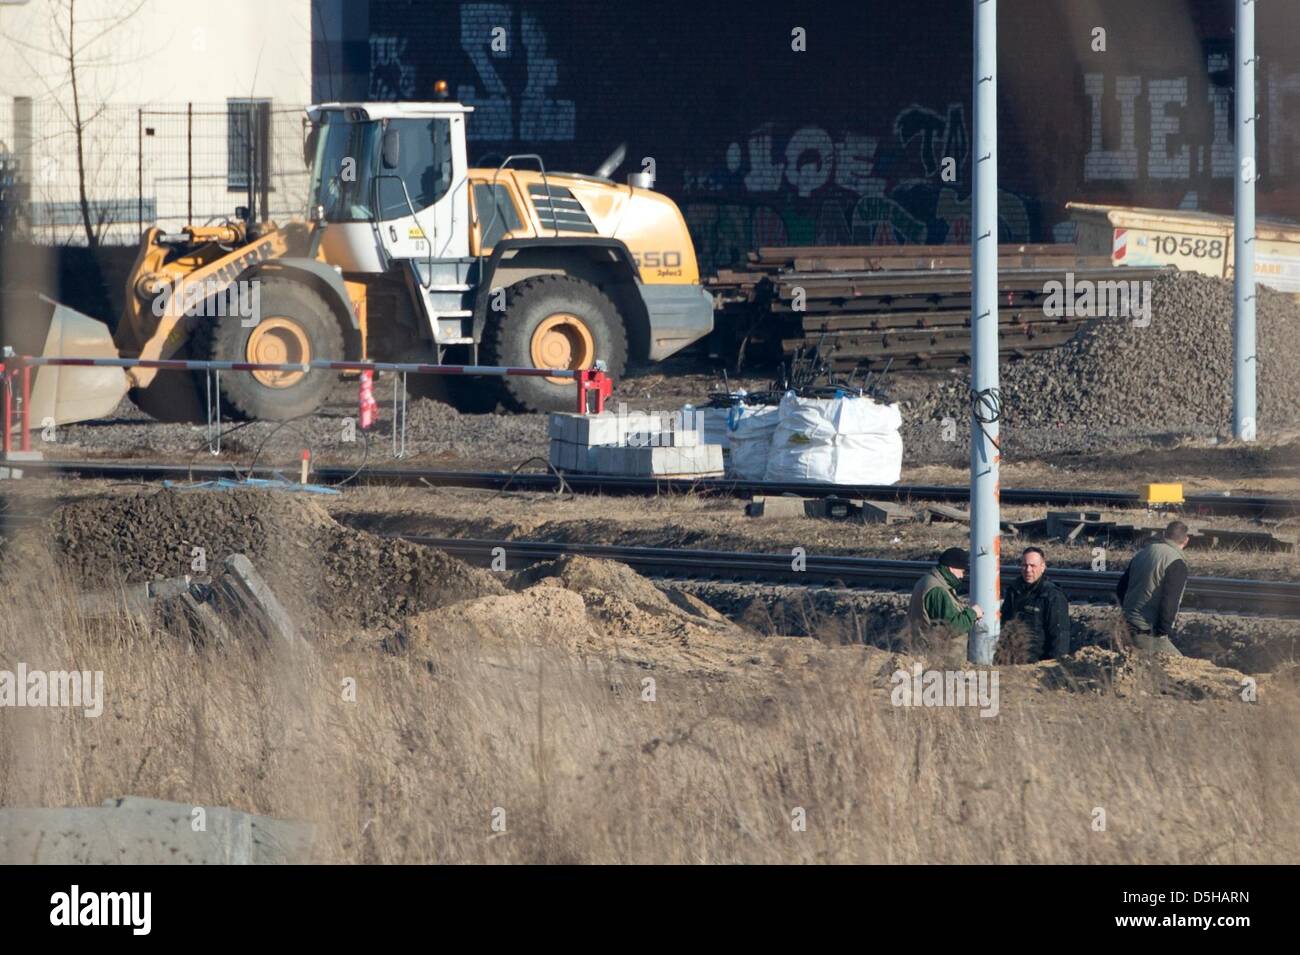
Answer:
127;373;205;423
200;277;345;421
482;275;627;413
126;319;205;422
406;374;503;414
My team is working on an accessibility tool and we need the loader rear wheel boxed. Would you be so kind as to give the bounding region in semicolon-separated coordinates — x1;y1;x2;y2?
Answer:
483;275;626;413
203;278;344;421
406;373;503;414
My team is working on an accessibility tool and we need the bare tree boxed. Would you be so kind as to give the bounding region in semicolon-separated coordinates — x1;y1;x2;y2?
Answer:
2;0;146;247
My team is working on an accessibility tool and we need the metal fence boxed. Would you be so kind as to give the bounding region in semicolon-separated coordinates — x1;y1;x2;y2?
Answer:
0;99;311;247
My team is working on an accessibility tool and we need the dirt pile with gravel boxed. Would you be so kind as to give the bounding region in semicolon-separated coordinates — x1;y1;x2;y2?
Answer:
910;272;1300;435
21;488;504;630
405;554;758;673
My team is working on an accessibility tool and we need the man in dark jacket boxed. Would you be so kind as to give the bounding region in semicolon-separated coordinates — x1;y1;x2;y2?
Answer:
907;546;983;639
1000;547;1071;661
1116;521;1190;655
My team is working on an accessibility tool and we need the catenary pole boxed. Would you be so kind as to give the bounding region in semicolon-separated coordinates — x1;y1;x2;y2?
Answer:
1234;0;1257;442
969;0;1001;664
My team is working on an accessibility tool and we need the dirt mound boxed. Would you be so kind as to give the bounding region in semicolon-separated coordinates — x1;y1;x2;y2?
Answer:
23;488;504;631
913;272;1300;435
44;487;335;581
512;555;710;616
1037;645;1251;701
407;585;597;652
406;555;759;673
1176;616;1300;674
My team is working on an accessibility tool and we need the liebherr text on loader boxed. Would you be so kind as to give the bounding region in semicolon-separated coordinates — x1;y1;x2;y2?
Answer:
20;95;714;426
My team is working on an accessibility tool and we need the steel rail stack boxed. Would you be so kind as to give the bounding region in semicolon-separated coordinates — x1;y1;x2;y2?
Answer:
707;243;1168;371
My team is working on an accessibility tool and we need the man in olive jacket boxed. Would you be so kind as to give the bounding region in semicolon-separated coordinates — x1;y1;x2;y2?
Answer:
1116;521;1190;655
908;547;984;638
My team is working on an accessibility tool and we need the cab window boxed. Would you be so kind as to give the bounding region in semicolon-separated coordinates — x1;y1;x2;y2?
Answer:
376;118;453;221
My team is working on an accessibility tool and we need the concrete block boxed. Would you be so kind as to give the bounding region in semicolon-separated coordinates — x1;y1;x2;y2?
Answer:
0;797;313;864
860;500;915;524
550;439;602;472
0;450;43;480
592;445;623;475
548;413;572;441
216;554;299;649
747;495;812;518
679;444;723;474
923;503;972;525
548;410;569;441
586;414;628;446
179;591;236;647
591;444;722;477
626;427;702;448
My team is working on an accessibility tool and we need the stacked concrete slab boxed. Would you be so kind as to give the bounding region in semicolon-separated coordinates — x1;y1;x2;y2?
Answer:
0;796;313;864
549;407;723;477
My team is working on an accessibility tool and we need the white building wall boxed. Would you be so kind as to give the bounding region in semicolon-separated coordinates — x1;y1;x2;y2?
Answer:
0;0;313;244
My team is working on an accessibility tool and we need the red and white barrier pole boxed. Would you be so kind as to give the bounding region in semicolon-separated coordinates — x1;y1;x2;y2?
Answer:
20;361;31;453
358;369;377;429
9;353;614;422
2;364;10;455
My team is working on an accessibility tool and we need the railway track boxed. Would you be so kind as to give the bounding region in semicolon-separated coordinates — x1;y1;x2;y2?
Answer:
11;459;1300;520
398;535;1300;619
2;486;1294;615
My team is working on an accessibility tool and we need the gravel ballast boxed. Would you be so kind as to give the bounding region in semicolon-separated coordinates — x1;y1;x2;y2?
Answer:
909;272;1300;436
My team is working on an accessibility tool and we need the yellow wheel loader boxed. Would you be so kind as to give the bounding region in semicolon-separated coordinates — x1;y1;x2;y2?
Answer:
24;97;714;425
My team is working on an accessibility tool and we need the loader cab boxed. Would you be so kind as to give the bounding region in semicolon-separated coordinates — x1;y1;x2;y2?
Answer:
305;103;472;274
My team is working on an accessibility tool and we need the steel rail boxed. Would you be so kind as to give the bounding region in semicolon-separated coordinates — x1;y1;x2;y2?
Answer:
398;536;1300;618
10;460;1299;520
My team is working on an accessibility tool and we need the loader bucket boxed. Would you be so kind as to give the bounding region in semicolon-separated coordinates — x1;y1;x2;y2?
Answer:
6;295;129;428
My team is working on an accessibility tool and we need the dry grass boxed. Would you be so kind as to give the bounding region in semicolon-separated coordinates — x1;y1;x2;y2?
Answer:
3;545;1298;865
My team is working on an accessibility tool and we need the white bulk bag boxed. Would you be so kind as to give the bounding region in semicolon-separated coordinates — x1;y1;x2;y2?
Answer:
764;393;903;485
726;404;780;479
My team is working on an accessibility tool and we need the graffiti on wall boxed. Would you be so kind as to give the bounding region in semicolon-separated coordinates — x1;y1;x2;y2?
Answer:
369;36;417;101
455;2;575;142
369;3;576;145
682;103;1034;274
1083;57;1300;184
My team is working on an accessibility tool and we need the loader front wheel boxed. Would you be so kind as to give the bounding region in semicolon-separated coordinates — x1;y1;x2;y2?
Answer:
127;372;204;423
483;275;626;413
205;278;344;420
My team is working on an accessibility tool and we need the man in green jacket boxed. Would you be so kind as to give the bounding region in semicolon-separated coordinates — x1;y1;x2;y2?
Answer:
908;546;984;639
